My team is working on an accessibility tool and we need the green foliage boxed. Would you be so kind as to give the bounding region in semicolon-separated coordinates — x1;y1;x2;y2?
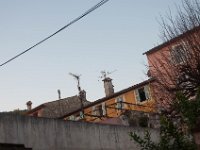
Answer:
139;116;149;128
130;130;159;150
130;90;200;150
173;89;200;129
158;116;196;150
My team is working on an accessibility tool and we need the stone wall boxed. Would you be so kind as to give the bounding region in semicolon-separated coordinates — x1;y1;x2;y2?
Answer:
122;111;160;128
0;114;159;150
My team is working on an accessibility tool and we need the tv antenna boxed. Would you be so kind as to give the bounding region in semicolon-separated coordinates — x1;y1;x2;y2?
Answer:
69;72;84;118
69;72;81;92
100;70;117;80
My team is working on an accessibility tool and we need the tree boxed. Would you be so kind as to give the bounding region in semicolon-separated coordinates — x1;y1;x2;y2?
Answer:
148;0;200;113
130;0;200;149
130;89;200;150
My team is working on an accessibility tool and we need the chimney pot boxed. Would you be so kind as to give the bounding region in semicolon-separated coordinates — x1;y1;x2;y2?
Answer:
26;101;32;111
57;89;61;99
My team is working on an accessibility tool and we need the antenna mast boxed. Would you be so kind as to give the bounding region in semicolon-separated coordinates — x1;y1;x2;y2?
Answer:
100;70;117;80
69;72;84;119
69;72;81;92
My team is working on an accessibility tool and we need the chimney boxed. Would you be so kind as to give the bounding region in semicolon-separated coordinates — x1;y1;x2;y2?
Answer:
79;90;86;101
57;89;61;99
26;101;32;111
82;90;86;101
103;77;114;97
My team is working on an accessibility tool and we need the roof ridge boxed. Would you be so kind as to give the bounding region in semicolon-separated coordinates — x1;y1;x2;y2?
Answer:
44;95;79;104
143;26;200;55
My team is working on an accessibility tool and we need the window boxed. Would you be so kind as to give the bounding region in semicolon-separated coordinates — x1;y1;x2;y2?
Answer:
102;103;107;116
115;96;125;109
171;44;188;64
74;112;84;120
69;115;75;121
96;105;103;116
80;111;84;119
135;85;150;102
92;104;106;116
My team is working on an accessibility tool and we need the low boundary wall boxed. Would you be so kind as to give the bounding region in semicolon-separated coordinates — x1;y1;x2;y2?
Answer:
0;114;159;150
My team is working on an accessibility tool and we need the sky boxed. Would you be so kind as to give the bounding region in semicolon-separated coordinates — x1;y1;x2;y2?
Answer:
0;0;183;111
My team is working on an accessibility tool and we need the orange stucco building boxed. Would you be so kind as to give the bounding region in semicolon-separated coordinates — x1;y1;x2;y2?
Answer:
59;78;155;123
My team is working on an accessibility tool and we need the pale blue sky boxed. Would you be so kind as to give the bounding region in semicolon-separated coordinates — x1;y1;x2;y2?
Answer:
0;0;183;111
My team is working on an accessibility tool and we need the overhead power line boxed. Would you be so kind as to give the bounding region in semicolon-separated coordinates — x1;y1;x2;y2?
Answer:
0;0;109;67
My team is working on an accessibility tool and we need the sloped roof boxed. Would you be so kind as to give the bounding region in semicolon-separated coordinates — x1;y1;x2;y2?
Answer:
143;26;200;55
27;95;91;118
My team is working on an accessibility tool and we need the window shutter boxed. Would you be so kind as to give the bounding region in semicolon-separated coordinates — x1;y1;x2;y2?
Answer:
80;111;84;119
144;85;150;100
135;89;140;102
69;115;75;120
121;97;125;109
116;98;121;109
119;97;123;109
116;97;124;110
102;102;106;115
92;106;96;115
115;98;118;109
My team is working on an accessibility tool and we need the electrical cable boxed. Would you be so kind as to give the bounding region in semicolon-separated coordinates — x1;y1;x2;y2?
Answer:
0;0;109;67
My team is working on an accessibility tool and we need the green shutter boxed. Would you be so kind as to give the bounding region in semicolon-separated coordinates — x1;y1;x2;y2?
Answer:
80;111;84;119
135;89;141;102
102;103;106;115
116;97;121;109
119;97;124;109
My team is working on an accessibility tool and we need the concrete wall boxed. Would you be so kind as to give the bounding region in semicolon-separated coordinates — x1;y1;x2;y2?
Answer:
0;114;159;150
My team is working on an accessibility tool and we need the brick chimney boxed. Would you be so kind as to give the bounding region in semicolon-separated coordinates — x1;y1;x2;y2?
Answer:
81;90;86;101
103;77;114;97
26;101;32;111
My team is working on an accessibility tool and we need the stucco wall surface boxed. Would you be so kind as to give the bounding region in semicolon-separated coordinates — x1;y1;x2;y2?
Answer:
0;114;159;150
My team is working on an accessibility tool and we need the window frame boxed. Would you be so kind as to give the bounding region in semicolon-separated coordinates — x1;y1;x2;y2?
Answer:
135;85;151;103
170;43;188;64
115;96;125;110
92;104;105;117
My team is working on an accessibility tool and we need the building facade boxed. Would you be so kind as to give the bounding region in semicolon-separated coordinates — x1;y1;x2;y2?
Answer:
144;26;200;109
60;79;155;123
